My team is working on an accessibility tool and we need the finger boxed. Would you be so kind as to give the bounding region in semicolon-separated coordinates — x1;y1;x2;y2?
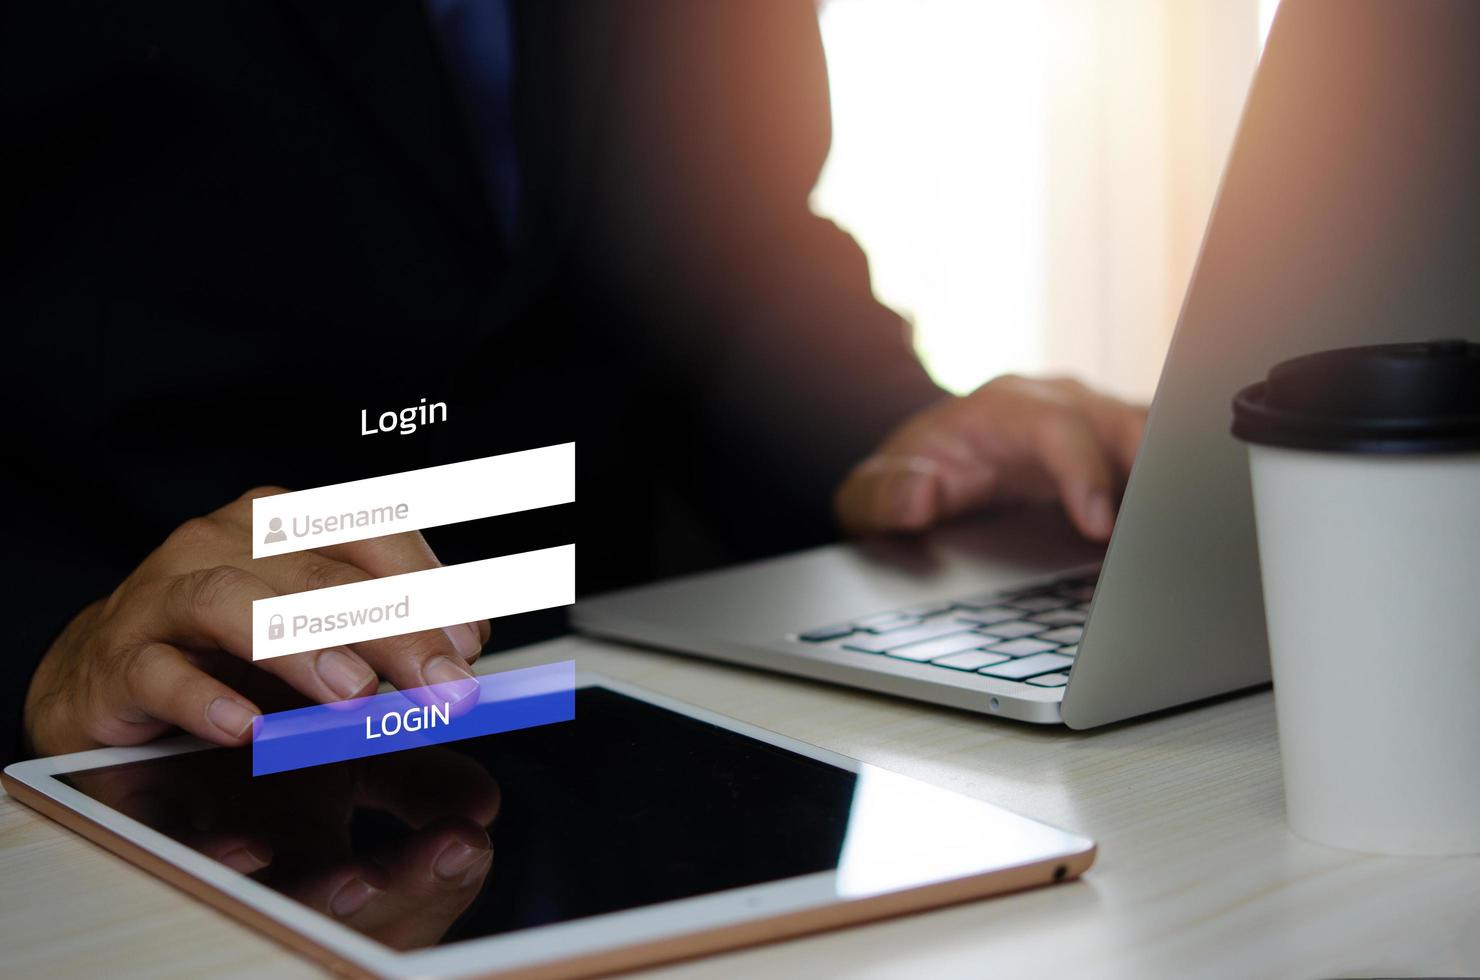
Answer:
193;834;274;875
1027;410;1120;540
242;551;478;705
287;862;390;921
1080;392;1150;476
835;456;940;534
151;566;380;704
379;818;492;894
348;819;492;948
120;641;263;745
319;535;486;662
353;630;481;711
357;750;502;828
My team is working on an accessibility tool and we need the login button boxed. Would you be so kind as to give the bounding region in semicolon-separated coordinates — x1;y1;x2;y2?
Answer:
250;660;575;776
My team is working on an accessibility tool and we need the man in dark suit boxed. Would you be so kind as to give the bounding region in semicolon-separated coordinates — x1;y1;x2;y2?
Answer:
1;1;1146;765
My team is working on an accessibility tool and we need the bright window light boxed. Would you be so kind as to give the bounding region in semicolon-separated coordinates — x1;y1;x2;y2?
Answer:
811;1;1267;399
810;0;1048;395
1258;0;1281;50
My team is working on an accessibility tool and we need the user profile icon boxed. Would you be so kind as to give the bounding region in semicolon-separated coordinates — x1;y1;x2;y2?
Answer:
263;517;287;544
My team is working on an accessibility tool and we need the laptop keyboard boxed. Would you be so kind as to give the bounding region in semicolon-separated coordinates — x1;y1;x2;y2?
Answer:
792;568;1099;689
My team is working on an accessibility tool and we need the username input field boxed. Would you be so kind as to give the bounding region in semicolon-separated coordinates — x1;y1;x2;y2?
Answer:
251;442;574;559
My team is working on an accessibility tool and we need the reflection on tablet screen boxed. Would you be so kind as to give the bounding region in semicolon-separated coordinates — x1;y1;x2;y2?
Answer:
61;687;856;950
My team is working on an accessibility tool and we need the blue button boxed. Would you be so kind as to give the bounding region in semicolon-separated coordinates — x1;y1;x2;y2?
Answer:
250;660;575;776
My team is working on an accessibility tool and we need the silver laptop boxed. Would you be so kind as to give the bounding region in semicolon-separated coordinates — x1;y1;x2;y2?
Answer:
573;0;1480;727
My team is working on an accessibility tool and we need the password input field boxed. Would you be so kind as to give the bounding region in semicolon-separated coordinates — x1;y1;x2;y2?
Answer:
250;545;575;661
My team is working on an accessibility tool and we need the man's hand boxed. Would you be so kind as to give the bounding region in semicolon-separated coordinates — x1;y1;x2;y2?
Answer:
835;375;1148;540
23;488;490;757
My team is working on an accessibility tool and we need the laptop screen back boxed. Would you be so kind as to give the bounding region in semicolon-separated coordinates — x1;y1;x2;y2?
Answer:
1064;0;1480;726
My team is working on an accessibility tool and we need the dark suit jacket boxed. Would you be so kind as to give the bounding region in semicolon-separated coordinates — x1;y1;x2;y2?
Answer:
0;0;942;762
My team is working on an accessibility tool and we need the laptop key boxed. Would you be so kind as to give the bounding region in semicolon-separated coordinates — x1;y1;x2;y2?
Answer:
985;638;1060;657
979;652;1076;680
1031;608;1087;626
1036;626;1083;644
882;633;992;662
852;611;916;630
1026;671;1071;688
868;618;928;634
976;620;1047;639
956;606;1021;626
899;600;955;618
798;623;855;642
1059;644;1078;657
932;650;1012;671
842;619;975;654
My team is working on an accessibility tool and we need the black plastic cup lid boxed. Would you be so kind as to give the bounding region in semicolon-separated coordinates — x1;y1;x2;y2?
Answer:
1231;339;1480;453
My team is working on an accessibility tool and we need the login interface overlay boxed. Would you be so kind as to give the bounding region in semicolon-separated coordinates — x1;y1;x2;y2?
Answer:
248;443;577;774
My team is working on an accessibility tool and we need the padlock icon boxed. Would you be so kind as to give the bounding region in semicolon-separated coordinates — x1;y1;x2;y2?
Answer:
268;614;285;641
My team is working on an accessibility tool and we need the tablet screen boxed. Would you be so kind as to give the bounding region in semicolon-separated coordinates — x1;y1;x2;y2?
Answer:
60;686;857;950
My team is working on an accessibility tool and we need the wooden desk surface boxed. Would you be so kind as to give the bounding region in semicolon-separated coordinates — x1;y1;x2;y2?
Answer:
3;635;1477;979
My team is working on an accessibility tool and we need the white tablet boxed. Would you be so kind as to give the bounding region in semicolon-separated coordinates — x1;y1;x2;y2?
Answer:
2;672;1094;979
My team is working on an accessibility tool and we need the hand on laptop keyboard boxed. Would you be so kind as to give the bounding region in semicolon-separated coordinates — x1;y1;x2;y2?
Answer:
795;569;1098;689
833;376;1146;541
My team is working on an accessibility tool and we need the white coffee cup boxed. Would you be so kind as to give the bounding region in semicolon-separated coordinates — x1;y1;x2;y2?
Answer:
1233;340;1480;856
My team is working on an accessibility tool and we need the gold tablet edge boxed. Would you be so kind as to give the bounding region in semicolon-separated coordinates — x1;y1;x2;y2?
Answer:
1;768;1096;980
